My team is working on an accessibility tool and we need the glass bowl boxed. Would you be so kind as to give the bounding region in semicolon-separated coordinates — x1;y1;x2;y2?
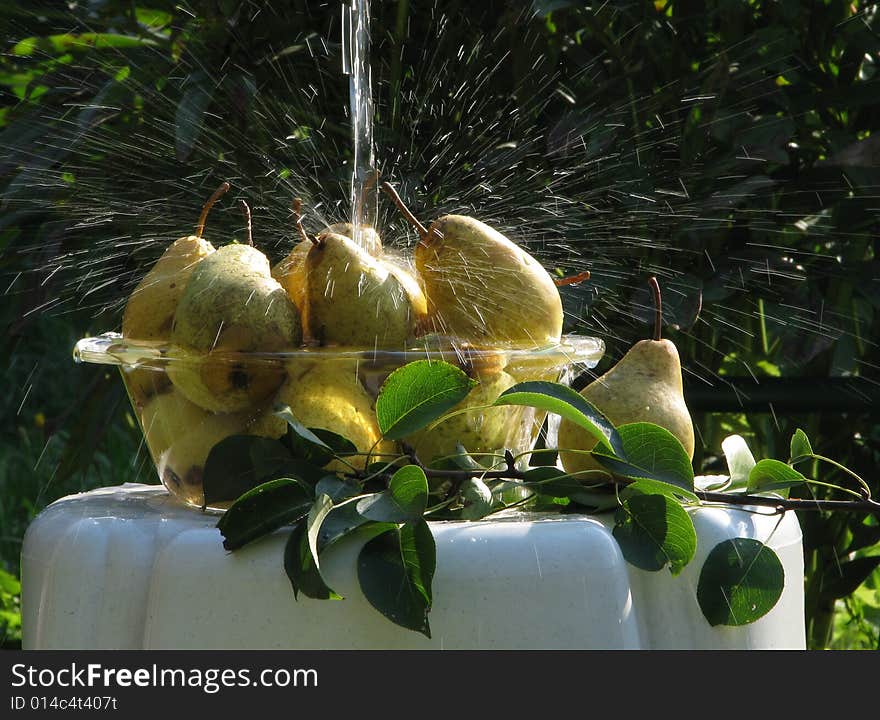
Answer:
73;333;604;510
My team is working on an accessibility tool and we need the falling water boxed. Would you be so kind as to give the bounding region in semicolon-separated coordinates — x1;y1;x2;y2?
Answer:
343;0;377;247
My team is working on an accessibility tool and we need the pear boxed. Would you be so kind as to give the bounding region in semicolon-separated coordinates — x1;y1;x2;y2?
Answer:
122;181;228;342
381;182;563;347
121;183;229;405
140;388;286;506
272;239;311;312
324;222;382;255
557;277;695;477
304;231;427;348
168;242;302;412
406;360;520;468
276;359;398;470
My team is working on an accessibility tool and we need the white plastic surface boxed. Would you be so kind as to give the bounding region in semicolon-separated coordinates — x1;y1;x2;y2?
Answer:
21;483;806;650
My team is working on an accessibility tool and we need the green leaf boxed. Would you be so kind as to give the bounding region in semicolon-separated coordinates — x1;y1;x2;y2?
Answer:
216;478;312;551
357;527;432;637
356;465;428;523
376;360;476;440
697;539;784;626
613;493;697;575
175;73;213;161
284;511;342;601
592;422;695;492
789;428;814;463
276;404;359;465
315;476;361;503
747;459;807;493
620;478;699;504
494;381;623;458
458;477;494;520
819;557;880;600
203;435;293;505
400;520;436;606
722;434;756;491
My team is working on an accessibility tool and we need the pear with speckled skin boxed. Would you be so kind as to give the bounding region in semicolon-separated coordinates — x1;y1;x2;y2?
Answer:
415;215;563;347
169;243;301;412
276;359;397;470
122;182;229;343
141;388;285;507
557;337;695;477
305;232;427;348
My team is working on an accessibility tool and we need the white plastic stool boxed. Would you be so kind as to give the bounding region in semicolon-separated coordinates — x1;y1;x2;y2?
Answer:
21;483;805;649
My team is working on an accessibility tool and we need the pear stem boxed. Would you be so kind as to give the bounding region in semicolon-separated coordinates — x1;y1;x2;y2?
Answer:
555;270;591;287
195;181;230;238
238;200;253;246
292;198;318;246
648;275;662;341
380;181;430;240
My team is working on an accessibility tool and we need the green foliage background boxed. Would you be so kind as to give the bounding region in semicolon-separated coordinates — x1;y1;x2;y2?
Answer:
1;0;879;649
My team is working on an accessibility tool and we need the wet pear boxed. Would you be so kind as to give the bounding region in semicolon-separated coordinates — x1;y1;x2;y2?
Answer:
276;359;397;470
380;183;562;347
169;242;302;412
122;181;229;342
272;239;311;312
324;222;382;255
141;389;286;506
305;231;427;348
558;278;694;477
406;365;519;468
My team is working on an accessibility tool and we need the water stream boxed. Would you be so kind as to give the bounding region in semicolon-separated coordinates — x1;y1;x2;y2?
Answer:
343;0;377;248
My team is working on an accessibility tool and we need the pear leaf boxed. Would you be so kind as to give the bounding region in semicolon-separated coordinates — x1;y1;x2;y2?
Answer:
284;513;341;601
376;360;476;440
217;478;312;551
612;492;697;575
203;435;294;505
592;422;694;492
747;459;807;494
697;539;784;626
722;435;756;491
357;524;434;637
458;477;494;520
356;465;428;523
494;381;623;458
789;429;814;463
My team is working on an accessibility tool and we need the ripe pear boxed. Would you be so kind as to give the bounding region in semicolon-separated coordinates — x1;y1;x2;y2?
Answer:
168;243;302;412
272;239;311;312
122;182;229;342
557;278;694;477
405;365;520;468
276;359;397;470
305;232;427;348
380;182;562;347
140;388;286;507
324;222;382;255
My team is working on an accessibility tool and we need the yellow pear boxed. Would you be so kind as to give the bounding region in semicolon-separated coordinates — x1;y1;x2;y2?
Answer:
406;362;519;468
304;231;427;348
169;243;302;412
272;239;311;312
122;181;228;342
140;388;286;506
324;222;382;255
557;278;695;477
276;359;398;470
380;182;562;347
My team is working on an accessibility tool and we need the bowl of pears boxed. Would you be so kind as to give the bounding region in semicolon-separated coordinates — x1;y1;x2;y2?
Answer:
74;181;604;510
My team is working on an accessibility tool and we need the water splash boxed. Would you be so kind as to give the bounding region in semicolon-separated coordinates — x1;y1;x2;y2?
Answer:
343;0;378;244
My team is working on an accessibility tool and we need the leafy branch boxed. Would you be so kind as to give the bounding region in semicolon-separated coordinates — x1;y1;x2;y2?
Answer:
205;359;879;636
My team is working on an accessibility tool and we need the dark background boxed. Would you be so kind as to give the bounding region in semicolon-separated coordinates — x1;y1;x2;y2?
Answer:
1;0;879;649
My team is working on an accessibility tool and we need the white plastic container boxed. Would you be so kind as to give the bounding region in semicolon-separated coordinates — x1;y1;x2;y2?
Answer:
21;483;805;650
